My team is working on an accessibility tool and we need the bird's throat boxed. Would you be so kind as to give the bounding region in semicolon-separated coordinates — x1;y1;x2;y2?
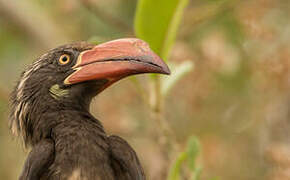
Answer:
49;84;69;100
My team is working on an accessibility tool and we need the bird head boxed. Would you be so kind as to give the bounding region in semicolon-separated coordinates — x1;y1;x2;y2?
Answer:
10;38;170;146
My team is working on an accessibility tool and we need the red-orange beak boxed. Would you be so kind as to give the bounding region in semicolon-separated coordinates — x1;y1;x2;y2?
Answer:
64;38;170;85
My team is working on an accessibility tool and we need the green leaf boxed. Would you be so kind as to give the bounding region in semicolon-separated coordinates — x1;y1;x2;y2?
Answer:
162;60;194;96
191;166;203;180
134;0;189;61
168;136;203;180
187;136;202;180
168;152;187;180
187;136;201;170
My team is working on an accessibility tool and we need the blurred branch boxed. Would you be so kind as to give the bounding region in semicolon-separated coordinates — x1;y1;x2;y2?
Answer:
150;76;180;179
181;0;244;38
80;0;134;35
130;77;151;107
0;0;69;48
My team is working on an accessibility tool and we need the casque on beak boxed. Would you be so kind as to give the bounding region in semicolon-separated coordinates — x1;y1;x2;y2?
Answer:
64;38;170;85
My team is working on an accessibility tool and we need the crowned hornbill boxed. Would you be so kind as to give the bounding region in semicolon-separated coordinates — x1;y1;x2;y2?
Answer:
9;38;170;180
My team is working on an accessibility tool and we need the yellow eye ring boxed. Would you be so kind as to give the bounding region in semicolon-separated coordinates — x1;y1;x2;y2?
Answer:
58;54;70;65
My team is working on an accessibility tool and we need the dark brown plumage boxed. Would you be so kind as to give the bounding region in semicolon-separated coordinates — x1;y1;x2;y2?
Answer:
10;39;170;180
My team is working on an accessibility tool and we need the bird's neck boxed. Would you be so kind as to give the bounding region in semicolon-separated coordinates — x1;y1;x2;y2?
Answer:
12;80;108;147
29;99;106;147
17;87;103;147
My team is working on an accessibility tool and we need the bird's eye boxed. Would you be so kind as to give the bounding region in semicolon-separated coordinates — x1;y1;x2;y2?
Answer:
58;54;70;65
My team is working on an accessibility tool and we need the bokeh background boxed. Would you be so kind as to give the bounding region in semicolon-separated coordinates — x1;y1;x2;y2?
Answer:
0;0;289;179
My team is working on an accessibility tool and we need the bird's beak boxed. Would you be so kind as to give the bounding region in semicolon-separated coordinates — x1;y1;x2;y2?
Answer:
64;38;170;86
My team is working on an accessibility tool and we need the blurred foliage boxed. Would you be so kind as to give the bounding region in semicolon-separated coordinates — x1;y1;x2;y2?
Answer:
168;136;203;180
0;0;290;180
162;61;194;97
135;1;195;179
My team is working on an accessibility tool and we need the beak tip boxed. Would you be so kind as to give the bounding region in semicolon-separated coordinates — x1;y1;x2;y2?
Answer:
157;59;171;75
163;66;171;75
